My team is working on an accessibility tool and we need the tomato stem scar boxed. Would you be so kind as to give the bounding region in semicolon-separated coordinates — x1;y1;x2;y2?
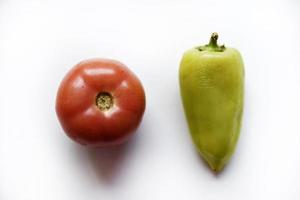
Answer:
96;92;113;111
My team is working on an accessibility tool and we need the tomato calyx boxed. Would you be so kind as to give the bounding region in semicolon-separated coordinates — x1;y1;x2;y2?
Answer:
196;32;226;52
95;92;114;111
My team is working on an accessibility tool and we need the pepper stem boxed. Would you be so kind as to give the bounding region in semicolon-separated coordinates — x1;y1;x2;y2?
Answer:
197;32;225;52
208;32;219;48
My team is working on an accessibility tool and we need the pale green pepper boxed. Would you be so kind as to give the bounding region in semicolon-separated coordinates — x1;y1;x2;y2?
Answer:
179;33;244;171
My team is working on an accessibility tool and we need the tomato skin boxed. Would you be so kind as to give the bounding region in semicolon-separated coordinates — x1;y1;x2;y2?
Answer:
56;58;146;147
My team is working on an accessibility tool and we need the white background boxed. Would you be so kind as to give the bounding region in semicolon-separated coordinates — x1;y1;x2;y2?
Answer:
1;0;300;199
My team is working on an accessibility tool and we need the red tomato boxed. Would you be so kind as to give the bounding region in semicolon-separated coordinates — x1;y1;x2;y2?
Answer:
56;58;146;147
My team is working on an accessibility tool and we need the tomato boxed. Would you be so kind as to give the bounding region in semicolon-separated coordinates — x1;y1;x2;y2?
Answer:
56;58;146;147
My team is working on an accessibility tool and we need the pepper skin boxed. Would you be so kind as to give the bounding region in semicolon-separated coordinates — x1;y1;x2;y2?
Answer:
56;58;146;147
179;33;244;171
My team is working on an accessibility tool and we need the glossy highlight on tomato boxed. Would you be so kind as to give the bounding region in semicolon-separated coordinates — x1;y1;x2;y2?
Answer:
56;58;146;147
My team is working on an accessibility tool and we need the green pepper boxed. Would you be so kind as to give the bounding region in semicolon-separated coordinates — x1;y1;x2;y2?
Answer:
179;33;244;171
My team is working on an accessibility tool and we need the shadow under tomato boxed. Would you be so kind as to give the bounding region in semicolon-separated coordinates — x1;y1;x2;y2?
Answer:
86;134;139;185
